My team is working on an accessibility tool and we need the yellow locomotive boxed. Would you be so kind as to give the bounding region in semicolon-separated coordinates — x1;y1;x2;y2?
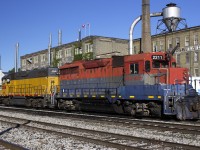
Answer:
0;67;59;107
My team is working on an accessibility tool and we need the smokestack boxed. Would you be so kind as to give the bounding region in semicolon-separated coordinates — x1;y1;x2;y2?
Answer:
78;29;81;41
142;0;152;53
58;29;62;46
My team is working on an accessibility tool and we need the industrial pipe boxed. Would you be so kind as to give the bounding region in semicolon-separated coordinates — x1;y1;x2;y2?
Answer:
129;12;162;55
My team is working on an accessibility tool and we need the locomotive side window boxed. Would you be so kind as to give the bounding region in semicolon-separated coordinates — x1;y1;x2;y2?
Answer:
145;61;150;72
130;63;139;74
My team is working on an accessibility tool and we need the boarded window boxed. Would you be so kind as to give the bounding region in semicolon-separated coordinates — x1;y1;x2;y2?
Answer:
60;67;79;75
112;56;124;67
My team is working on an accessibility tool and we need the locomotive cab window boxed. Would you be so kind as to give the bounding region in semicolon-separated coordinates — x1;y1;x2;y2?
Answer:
130;63;139;74
172;62;176;68
152;61;168;68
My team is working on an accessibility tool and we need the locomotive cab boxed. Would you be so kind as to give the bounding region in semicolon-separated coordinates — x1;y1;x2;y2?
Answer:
144;52;188;85
122;51;199;120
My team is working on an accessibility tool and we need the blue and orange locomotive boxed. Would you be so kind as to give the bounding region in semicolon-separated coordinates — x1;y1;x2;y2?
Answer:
0;50;199;120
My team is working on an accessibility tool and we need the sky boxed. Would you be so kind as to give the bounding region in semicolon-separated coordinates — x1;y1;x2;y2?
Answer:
0;0;200;72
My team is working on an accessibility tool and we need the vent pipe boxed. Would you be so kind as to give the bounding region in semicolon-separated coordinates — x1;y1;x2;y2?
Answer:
48;33;52;67
15;42;19;72
78;29;82;41
58;29;62;46
129;12;162;54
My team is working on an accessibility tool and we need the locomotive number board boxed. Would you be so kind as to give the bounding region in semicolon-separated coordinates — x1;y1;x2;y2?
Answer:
152;55;163;60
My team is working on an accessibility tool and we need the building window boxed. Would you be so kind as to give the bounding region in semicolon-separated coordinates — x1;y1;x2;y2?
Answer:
176;37;180;46
194;52;199;62
185;36;190;47
34;56;38;63
65;48;72;57
75;48;82;55
56;50;62;59
160;40;164;51
40;54;46;62
153;41;158;52
194;34;198;45
133;46;137;54
51;52;54;61
168;39;172;49
57;61;62;67
22;59;26;66
176;53;180;65
85;43;93;53
194;68;199;77
186;53;189;64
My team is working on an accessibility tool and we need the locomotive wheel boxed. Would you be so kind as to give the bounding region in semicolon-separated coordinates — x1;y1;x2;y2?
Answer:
150;107;161;117
25;99;31;107
3;98;10;106
124;105;136;116
112;103;124;114
148;102;161;117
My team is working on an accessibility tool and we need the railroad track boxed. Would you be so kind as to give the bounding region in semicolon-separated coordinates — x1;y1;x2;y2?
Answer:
0;138;28;150
0;106;199;135
0;115;199;150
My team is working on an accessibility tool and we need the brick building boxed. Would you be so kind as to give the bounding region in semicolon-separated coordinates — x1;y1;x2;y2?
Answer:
20;26;200;76
20;36;128;71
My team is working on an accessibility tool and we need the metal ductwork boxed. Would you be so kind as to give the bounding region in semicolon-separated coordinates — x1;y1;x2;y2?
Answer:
129;12;162;55
129;2;186;55
162;3;186;32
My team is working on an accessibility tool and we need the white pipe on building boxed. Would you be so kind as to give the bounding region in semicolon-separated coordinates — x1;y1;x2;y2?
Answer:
129;12;162;55
48;33;52;67
58;29;62;46
15;42;19;72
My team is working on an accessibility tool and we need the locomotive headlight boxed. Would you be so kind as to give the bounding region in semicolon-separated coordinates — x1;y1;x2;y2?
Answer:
6;79;10;83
